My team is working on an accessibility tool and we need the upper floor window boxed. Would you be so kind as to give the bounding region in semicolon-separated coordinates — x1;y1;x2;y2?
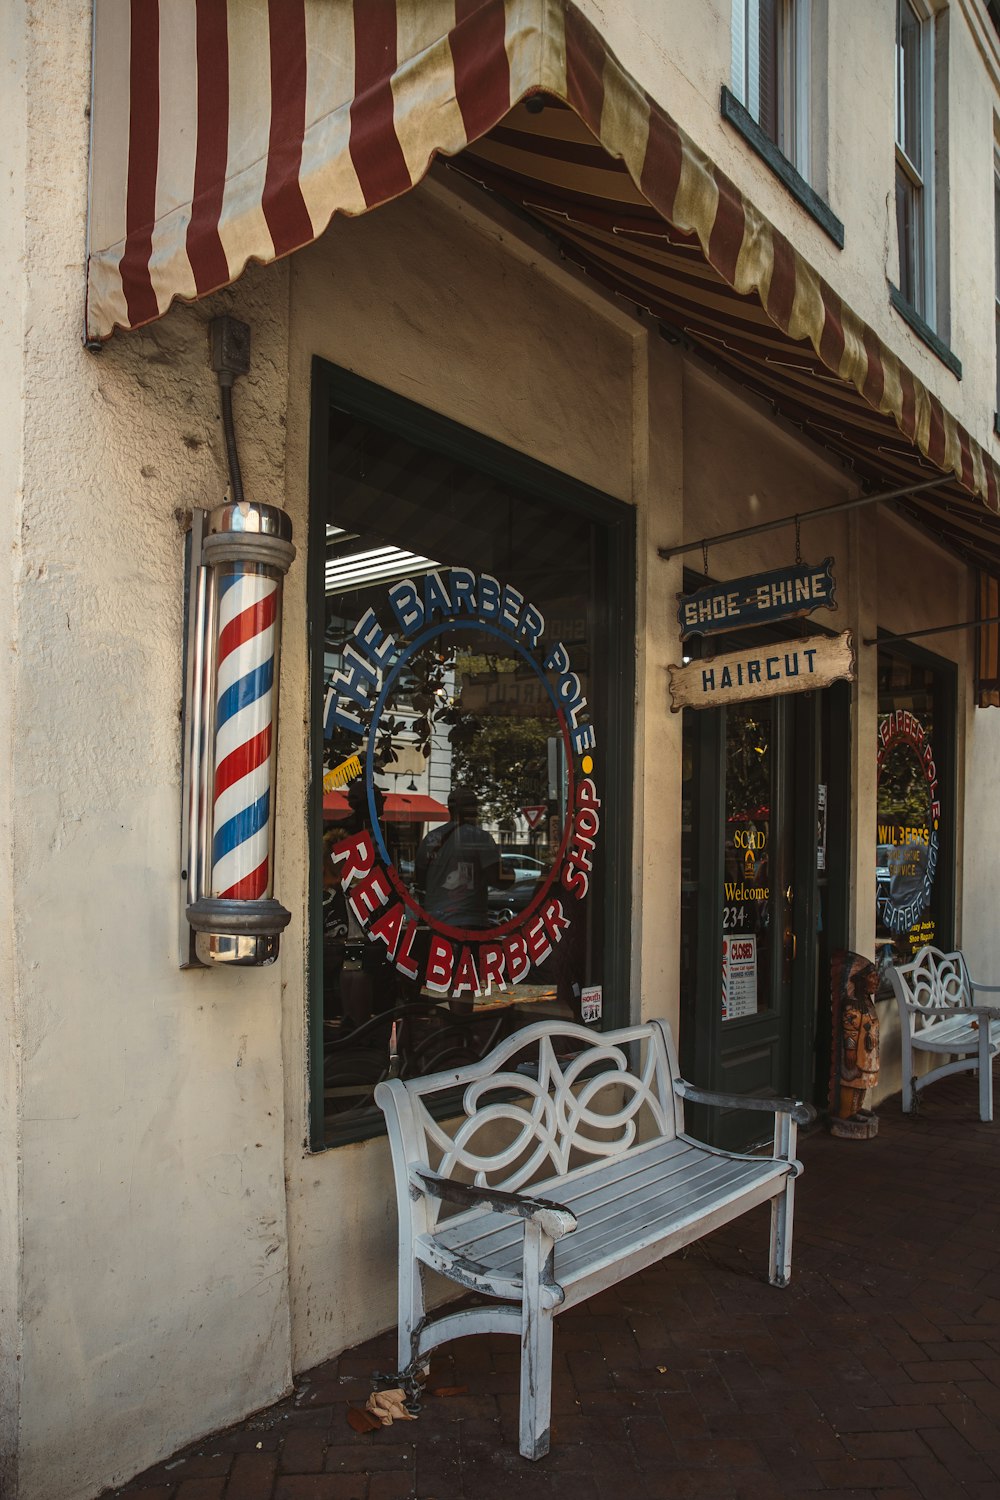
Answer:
895;0;936;324
731;0;811;178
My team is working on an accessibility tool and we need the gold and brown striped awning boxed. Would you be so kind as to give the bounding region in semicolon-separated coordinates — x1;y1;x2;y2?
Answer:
87;0;1000;577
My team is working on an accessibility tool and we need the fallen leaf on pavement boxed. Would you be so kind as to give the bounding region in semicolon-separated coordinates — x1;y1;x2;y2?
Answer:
365;1388;417;1425
346;1405;382;1434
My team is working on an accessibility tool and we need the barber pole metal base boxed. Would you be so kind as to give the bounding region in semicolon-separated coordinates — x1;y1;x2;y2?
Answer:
183;501;294;966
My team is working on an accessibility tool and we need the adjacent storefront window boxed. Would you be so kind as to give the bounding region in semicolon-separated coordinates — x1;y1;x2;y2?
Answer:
876;642;954;982
310;369;634;1145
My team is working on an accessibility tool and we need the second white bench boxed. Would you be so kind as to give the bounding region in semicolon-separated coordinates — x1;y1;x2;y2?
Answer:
888;945;1000;1122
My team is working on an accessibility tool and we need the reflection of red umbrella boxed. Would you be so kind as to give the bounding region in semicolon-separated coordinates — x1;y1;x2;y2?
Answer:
323;791;449;824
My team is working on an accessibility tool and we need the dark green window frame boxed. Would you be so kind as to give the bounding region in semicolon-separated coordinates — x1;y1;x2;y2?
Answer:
307;359;637;1150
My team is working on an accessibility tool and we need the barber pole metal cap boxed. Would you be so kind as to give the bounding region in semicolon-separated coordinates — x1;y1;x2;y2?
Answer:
202;500;296;573
187;500;294;966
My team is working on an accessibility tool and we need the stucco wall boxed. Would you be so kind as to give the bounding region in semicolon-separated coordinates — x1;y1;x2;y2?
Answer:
963;707;1000;980
0;0;28;1488
9;8;297;1496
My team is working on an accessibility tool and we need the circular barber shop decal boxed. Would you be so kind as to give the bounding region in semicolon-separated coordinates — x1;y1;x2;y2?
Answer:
323;568;600;1000
876;710;941;937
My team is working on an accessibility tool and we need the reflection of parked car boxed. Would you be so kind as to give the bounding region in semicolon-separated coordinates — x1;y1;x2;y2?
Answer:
501;852;546;883
488;875;544;924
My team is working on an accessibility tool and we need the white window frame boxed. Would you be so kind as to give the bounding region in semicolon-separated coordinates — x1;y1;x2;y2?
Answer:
894;0;937;328
731;0;812;180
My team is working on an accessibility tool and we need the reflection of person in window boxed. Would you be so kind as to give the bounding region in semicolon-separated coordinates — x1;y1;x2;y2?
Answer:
416;787;506;929
331;781;396;1029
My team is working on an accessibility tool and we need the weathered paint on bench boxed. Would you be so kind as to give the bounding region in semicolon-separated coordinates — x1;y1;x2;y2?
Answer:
375;1018;813;1460
888;946;1000;1122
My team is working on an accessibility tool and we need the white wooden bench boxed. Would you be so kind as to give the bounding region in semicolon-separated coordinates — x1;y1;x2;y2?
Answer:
375;1017;814;1460
888;946;1000;1122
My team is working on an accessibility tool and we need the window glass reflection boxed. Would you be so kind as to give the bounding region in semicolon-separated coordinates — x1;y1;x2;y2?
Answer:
317;408;610;1138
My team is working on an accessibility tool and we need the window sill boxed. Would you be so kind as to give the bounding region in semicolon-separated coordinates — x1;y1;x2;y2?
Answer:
720;86;844;249
887;284;962;379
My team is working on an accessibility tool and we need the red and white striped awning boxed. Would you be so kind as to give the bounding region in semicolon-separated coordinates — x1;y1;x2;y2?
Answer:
87;0;1000;562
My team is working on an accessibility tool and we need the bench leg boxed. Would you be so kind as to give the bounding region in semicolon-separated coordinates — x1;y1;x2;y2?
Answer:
900;1023;914;1113
397;1252;429;1379
519;1222;556;1461
979;1029;993;1123
768;1176;795;1288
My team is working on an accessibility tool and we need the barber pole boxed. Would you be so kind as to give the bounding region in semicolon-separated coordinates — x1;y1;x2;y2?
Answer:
212;570;278;899
185;501;295;965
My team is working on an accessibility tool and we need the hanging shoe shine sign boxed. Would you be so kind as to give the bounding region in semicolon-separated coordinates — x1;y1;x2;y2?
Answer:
668;630;855;711
678;558;837;638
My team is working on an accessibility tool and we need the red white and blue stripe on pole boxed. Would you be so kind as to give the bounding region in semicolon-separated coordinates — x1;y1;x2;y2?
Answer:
211;569;278;901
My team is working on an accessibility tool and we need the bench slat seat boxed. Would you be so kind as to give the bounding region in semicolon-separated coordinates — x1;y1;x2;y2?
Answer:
888;946;1000;1122
425;1136;788;1306
910;1014;1000;1054
376;1017;813;1461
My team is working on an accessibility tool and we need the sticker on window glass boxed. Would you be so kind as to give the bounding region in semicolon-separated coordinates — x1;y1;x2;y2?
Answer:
722;934;757;1020
817;784;827;872
580;985;602;1023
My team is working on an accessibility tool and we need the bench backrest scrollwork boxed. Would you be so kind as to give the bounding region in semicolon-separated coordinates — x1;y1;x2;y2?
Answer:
889;946;971;1032
376;1019;681;1206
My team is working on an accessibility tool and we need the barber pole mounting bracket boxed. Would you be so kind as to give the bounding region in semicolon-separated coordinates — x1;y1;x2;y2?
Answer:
182;501;295;966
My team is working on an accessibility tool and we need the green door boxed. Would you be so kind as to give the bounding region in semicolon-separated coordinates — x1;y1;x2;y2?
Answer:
680;671;848;1150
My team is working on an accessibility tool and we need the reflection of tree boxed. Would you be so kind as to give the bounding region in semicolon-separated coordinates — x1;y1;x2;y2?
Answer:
725;711;769;821
323;650;451;776
878;741;930;823
445;712;550;827
323;641;552;825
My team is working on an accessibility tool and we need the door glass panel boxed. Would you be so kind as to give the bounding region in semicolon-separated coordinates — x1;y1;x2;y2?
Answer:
723;703;773;1020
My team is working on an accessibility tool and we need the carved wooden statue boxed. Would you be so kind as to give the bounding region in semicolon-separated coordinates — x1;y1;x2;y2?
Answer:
829;949;880;1139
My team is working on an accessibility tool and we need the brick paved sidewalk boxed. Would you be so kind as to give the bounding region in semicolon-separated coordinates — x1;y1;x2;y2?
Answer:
107;1072;1000;1500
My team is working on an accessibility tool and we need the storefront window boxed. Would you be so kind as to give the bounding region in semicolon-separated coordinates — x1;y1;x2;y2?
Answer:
876;643;954;984
311;372;633;1144
722;703;775;1021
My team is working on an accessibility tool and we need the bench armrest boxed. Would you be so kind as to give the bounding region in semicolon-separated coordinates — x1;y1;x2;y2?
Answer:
673;1078;816;1127
411;1169;578;1241
969;979;1000;999
904;1000;1000;1022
